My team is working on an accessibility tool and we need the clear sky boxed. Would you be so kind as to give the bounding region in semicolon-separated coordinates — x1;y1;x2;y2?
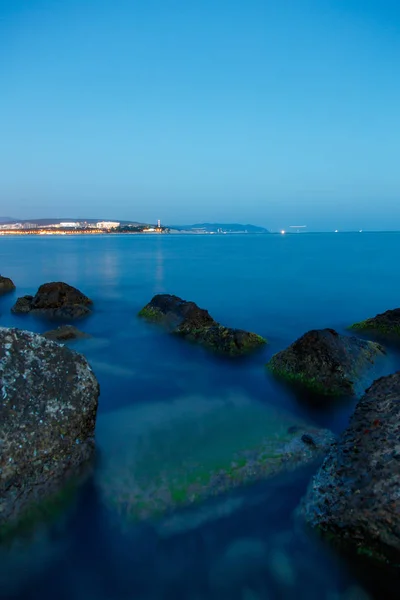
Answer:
1;0;400;230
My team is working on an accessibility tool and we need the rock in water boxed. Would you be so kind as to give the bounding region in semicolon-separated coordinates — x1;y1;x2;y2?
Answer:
267;328;384;396
0;327;99;529
0;275;15;294
138;294;266;356
11;296;33;314
302;372;400;564
11;282;93;319
350;308;400;343
42;325;90;342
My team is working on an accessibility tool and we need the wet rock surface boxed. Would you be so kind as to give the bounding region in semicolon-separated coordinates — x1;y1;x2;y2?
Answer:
267;328;385;396
11;282;93;319
302;372;400;564
0;327;99;529
42;325;90;342
0;275;15;294
138;294;266;356
350;308;400;342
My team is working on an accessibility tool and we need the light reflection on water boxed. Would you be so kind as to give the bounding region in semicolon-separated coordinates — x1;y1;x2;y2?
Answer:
0;233;400;599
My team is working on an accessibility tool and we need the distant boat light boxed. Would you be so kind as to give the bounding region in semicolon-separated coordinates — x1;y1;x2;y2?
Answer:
281;230;285;235
335;230;338;233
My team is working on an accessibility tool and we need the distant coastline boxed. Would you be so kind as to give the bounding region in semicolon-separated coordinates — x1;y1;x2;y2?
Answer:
0;219;270;236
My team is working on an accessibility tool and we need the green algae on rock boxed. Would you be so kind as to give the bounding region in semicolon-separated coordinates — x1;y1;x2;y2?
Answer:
0;327;99;530
301;372;400;566
95;393;335;523
138;294;266;356
349;308;400;342
267;328;385;396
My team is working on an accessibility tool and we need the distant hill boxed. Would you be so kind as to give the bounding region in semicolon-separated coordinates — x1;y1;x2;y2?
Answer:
0;217;15;223
170;223;269;233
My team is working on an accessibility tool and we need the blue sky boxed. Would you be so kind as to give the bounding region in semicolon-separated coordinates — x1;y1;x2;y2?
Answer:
1;0;399;230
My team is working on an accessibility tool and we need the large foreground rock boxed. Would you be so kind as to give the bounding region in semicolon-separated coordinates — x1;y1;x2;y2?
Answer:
11;282;93;319
138;294;266;356
0;275;15;294
350;308;400;343
267;328;384;396
0;327;99;529
96;393;334;522
302;372;400;564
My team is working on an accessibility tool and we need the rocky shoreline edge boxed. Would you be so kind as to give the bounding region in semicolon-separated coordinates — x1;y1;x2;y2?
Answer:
1;276;400;567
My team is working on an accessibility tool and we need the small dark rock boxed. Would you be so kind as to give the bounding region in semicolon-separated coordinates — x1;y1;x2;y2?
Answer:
11;295;33;314
11;282;93;319
138;294;266;356
42;325;90;342
267;328;385;396
301;371;400;564
0;275;15;294
301;434;316;447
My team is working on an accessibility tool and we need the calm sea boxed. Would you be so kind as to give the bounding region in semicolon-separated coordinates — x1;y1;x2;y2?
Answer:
1;233;400;599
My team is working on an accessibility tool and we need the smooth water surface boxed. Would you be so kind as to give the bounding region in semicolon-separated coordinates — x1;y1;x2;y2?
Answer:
1;233;400;599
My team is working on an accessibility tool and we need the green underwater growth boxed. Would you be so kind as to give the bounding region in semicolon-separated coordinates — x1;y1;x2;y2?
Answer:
266;362;338;396
0;478;80;542
138;306;164;321
95;393;334;523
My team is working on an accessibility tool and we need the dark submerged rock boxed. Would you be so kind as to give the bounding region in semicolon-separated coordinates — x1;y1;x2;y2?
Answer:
96;395;335;522
301;433;316;447
302;372;400;564
0;327;99;530
267;328;384;396
350;308;400;342
0;275;15;294
138;294;266;356
11;282;93;319
42;325;90;342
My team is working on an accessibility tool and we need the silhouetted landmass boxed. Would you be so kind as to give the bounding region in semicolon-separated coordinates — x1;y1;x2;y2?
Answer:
0;218;269;233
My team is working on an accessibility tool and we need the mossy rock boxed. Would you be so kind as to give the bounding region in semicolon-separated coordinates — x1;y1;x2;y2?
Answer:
349;308;400;342
301;371;400;567
267;328;385;397
138;294;266;356
266;364;334;396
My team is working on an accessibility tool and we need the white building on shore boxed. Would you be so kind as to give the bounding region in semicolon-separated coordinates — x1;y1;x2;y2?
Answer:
96;221;120;229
